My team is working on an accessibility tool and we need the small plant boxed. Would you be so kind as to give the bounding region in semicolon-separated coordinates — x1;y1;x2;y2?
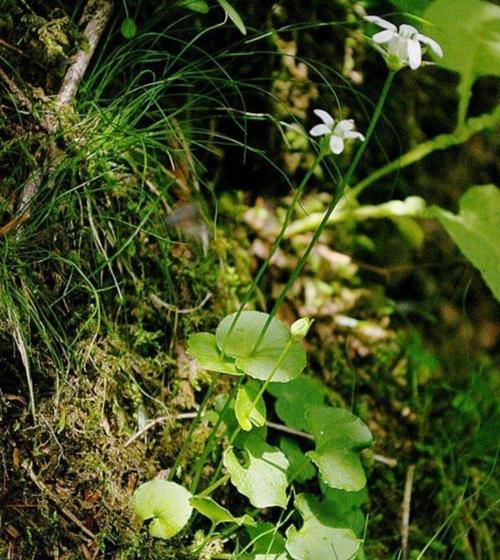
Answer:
125;4;500;558
134;310;372;559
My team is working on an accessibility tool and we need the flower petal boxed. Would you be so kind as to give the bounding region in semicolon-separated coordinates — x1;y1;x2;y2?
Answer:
364;15;397;31
313;109;334;127
329;135;344;155
309;124;331;137
344;131;365;141
417;34;443;58
334;119;355;134
399;24;418;38
407;38;422;70
373;29;395;44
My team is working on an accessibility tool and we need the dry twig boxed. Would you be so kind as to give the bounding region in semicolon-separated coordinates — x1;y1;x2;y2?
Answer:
401;463;416;560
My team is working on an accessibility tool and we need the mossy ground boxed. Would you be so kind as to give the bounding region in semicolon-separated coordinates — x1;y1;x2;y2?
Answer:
0;1;498;559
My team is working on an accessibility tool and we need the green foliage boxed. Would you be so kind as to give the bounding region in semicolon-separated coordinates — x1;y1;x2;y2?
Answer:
120;18;137;39
285;494;361;560
223;436;290;508
431;184;500;301
189;310;307;382
424;0;500;124
176;0;209;13
388;0;432;15
268;376;328;431
280;437;316;484
247;522;287;555
189;496;254;527
235;380;267;431
187;333;242;375
306;406;372;492
216;0;247;35
132;480;193;539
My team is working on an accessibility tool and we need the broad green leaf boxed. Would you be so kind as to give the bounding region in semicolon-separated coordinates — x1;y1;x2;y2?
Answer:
423;0;500;123
216;311;306;382
216;0;247;35
235;380;267;431
388;0;431;15
247;522;286;554
431;185;500;301
236;341;306;383
306;407;372;492
190;496;254;526
223;436;289;508
308;446;367;492
176;0;209;13
120;18;137;39
216;311;289;358
306;407;373;450
285;494;361;560
132;480;192;539
268;376;328;430
187;332;241;375
321;485;368;536
280;437;316;484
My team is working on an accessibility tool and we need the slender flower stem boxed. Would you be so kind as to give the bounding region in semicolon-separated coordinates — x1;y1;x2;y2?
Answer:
253;70;396;351
221;152;324;352
169;373;220;482
190;379;242;493
207;338;294;487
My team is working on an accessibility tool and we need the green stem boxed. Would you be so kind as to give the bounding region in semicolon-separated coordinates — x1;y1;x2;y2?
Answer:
190;379;241;493
169;373;220;482
254;70;396;351
207;338;294;486
197;473;230;498
349;105;500;200
221;152;324;352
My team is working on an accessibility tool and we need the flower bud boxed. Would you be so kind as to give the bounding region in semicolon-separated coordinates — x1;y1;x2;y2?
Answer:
290;317;314;341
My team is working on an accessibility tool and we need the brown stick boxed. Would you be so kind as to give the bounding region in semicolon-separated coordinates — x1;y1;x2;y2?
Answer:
16;0;113;216
401;464;416;560
56;0;113;109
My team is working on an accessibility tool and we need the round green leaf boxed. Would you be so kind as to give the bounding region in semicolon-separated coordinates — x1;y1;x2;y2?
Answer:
268;377;328;430
305;406;372;492
187;332;242;375
235;380;267;431
306;407;373;451
216;311;306;382
132;480;192;539
120;18;137;39
216;311;289;358
223;436;289;508
307;446;367;492
236;340;306;383
285;494;361;560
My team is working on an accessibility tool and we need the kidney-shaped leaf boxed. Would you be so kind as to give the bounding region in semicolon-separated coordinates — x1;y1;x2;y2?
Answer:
216;311;306;382
424;0;500;122
223;436;289;508
305;406;372;492
187;332;241;375
133;480;192;539
190;496;254;527
268;376;328;431
216;311;289;358
285;494;361;560
431;184;500;301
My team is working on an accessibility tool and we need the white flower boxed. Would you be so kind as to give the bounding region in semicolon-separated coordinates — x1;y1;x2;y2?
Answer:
365;15;443;70
309;110;365;155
